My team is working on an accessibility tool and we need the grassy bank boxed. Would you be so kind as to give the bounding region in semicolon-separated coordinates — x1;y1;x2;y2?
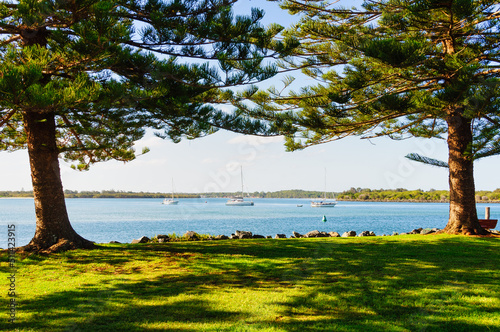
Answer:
1;235;499;331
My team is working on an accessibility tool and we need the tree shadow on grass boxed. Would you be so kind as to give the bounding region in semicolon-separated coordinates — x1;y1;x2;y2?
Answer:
256;237;500;331
3;272;250;331
1;236;499;331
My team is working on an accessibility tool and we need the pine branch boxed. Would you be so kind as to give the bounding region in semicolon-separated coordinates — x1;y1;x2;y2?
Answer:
0;35;21;47
405;153;449;168
60;114;96;163
0;110;16;127
362;115;434;139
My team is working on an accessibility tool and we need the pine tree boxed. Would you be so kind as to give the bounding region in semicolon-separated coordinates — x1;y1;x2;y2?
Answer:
0;0;295;252
244;0;500;234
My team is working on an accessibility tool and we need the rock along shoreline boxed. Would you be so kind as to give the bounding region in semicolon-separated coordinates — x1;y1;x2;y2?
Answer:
118;227;500;244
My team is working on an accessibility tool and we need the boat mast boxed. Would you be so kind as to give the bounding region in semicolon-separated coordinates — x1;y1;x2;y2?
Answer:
324;168;327;200
240;166;244;197
171;178;174;200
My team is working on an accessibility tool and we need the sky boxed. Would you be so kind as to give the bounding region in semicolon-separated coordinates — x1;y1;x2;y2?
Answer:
1;0;500;194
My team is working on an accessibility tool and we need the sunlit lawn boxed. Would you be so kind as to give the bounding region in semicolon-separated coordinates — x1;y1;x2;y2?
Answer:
1;234;499;331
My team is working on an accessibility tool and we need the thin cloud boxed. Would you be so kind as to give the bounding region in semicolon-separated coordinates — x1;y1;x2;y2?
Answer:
227;135;284;146
201;158;219;164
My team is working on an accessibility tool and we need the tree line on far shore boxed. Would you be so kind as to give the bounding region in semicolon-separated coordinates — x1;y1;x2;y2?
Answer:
335;188;500;203
0;190;199;199
2;188;499;202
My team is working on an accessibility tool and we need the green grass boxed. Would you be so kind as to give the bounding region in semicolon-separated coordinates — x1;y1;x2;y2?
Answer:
1;235;500;331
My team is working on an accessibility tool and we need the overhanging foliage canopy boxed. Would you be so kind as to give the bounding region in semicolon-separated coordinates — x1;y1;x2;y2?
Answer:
240;0;500;156
0;0;296;169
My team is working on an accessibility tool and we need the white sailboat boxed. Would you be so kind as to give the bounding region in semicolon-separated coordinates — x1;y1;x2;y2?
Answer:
226;166;254;206
311;169;337;207
162;178;179;205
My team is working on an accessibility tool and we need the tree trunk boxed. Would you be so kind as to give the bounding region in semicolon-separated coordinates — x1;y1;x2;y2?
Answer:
21;111;95;253
442;110;488;235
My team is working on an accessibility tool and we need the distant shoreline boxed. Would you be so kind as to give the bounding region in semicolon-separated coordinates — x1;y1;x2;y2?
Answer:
2;188;500;202
1;196;499;204
337;198;498;204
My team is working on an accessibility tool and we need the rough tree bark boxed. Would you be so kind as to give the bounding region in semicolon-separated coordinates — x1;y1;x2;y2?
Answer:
443;109;488;235
21;110;95;253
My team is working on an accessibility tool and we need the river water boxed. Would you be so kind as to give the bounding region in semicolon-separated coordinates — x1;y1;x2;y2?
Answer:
1;198;497;246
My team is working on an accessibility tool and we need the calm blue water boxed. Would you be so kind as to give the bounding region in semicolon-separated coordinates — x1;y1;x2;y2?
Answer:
1;198;497;246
